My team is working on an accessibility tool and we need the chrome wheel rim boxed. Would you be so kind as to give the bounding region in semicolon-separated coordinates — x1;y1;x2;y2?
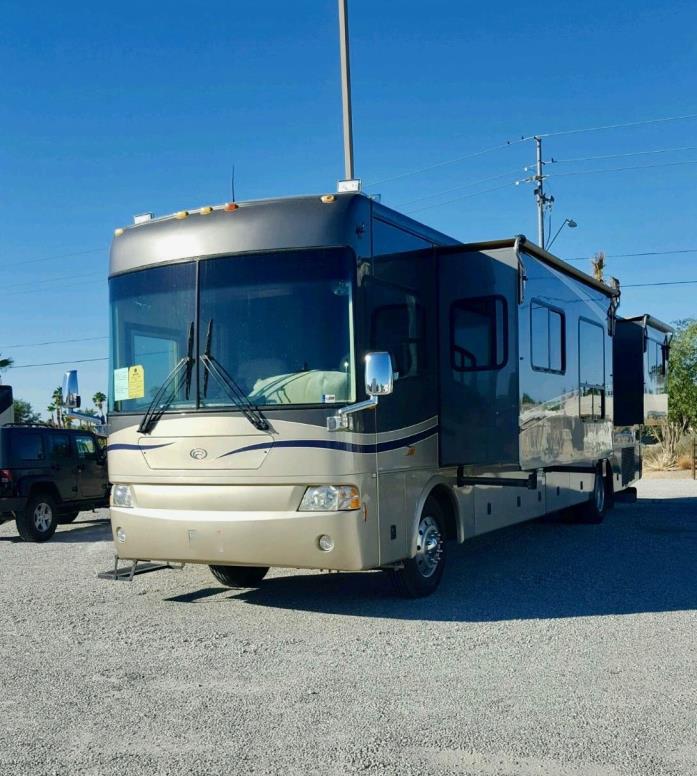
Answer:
594;476;605;513
414;515;442;578
33;502;53;532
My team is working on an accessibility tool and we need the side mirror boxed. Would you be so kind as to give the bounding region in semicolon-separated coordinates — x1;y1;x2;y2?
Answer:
365;352;394;397
62;370;81;409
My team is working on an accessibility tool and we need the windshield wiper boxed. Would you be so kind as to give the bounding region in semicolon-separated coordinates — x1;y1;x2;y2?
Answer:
138;322;195;435
200;319;270;432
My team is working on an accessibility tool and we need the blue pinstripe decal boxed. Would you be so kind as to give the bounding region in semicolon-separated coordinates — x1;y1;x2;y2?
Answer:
217;425;439;459
107;443;174;452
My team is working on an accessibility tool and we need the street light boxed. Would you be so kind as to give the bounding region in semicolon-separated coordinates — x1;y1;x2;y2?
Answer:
547;218;578;250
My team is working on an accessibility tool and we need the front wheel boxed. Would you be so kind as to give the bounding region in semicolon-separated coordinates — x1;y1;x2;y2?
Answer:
391;498;447;598
16;494;58;542
209;564;269;588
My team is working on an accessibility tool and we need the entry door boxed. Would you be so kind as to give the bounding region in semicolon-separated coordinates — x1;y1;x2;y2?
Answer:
45;432;78;501
73;433;106;499
437;246;519;467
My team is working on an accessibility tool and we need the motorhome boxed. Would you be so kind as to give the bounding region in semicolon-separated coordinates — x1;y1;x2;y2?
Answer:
106;193;656;597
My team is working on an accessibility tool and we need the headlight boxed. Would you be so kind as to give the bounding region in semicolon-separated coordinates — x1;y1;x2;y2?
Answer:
112;484;135;508
298;485;361;512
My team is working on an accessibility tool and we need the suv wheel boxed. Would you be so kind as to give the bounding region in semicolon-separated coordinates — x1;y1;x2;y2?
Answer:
16;494;58;542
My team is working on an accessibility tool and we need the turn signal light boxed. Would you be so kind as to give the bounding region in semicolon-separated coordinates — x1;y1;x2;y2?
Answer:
224;202;239;212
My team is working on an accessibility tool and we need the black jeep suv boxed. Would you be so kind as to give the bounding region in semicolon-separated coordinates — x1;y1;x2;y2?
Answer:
0;425;110;542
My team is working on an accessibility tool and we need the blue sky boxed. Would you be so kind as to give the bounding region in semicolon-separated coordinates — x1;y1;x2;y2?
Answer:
1;0;696;414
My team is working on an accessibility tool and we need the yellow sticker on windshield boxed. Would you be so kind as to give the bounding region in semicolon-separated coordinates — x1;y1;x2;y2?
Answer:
128;365;145;399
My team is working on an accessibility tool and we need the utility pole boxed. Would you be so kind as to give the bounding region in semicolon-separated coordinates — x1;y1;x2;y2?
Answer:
338;0;355;182
533;136;554;249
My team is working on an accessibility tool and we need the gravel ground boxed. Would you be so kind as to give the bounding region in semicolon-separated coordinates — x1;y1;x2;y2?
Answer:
1;479;696;776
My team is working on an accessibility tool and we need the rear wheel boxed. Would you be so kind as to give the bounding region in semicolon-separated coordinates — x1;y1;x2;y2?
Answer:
209;564;269;588
16;494;58;542
575;468;607;524
391;498;447;598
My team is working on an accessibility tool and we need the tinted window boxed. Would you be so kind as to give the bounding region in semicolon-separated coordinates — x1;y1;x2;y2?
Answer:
12;432;45;461
372;301;425;379
450;296;507;372
579;318;606;420
46;433;72;459
531;302;565;373
110;262;196;413
199;249;355;406
75;435;97;459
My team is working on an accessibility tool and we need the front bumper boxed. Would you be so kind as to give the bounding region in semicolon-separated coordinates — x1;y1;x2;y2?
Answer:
110;506;378;571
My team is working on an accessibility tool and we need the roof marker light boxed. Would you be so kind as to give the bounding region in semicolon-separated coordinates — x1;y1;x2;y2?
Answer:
224;202;239;212
200;206;213;215
114;228;124;237
175;210;189;220
321;194;336;204
133;213;153;224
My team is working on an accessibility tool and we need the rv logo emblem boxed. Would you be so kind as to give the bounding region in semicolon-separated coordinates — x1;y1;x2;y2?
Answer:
190;448;208;460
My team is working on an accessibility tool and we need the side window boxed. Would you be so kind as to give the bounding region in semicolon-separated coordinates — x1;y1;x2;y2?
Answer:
371;300;425;379
450;295;507;372
46;433;72;460
579;318;606;420
75;434;97;460
12;432;45;461
531;301;565;373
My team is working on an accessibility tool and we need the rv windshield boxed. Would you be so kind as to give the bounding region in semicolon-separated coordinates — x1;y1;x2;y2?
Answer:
109;248;355;413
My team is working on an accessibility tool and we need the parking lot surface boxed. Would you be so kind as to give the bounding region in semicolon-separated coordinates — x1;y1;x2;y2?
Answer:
1;479;696;776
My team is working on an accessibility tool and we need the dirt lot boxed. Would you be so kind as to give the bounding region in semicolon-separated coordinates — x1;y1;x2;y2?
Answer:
1;479;696;776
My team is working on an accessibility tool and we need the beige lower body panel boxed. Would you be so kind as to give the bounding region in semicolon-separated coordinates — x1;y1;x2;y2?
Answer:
110;506;378;571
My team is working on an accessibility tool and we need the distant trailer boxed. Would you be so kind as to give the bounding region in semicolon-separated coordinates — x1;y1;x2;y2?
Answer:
105;193;639;597
611;315;673;491
0;386;13;427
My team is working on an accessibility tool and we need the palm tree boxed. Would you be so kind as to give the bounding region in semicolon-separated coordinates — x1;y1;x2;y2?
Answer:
92;391;107;420
52;386;63;428
46;403;56;426
0;353;14;385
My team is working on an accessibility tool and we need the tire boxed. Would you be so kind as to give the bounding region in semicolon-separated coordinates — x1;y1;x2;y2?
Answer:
16;493;59;542
391;498;447;598
574;468;607;524
58;511;80;524
209;564;269;588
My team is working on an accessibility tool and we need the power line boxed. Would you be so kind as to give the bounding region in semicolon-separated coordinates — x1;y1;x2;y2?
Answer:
8;356;108;370
622;280;697;288
547;145;697;165
366;138;527;187
525;111;697;141
404;182;515;214
366;112;697;189
1;271;103;293
543;158;697;179
394;169;522;208
568;248;697;263
2;335;108;350
0;247;104;269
